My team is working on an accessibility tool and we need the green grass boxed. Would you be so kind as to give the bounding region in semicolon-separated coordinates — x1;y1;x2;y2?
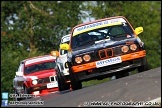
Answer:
82;70;138;87
82;77;111;87
130;69;138;75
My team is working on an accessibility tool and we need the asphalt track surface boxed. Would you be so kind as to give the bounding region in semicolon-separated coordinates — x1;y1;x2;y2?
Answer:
8;67;161;107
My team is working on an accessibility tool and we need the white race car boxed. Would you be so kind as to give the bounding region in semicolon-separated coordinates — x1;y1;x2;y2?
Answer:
51;34;71;91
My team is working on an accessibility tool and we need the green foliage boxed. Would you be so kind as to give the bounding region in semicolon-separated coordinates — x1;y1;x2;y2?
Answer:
82;78;111;87
1;1;84;96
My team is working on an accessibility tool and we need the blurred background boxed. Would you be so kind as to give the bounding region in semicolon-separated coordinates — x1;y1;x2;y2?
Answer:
1;1;161;96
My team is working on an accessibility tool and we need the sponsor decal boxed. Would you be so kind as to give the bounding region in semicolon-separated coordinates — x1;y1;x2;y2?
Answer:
73;18;126;36
25;56;56;65
62;36;70;43
96;56;122;68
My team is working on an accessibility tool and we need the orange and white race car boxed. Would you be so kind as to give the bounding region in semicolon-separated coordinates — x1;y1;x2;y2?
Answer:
60;16;149;90
13;55;58;101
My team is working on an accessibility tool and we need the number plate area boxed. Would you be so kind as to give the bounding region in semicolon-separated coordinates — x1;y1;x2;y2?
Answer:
47;82;58;88
96;56;122;68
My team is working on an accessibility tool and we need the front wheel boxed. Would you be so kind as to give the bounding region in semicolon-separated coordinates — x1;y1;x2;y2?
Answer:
13;90;21;101
70;72;82;90
138;57;149;73
57;72;70;91
68;64;82;90
24;86;31;99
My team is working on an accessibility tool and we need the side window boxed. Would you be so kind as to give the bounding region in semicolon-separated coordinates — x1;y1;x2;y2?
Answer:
109;26;125;36
60;50;68;55
44;61;56;69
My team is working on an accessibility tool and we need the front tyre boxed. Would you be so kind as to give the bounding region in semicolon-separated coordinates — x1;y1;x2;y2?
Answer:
13;90;21;101
138;57;149;73
68;63;82;90
57;72;70;91
70;71;82;90
24;85;31;99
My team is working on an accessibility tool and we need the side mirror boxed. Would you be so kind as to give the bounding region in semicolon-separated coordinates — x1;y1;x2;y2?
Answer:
60;43;70;50
16;71;23;76
51;50;59;57
134;27;143;35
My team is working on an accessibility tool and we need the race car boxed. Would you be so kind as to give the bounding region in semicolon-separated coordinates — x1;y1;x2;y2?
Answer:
13;55;58;101
60;16;149;90
51;34;71;91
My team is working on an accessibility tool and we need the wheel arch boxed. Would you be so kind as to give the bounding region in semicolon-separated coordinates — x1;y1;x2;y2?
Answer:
23;81;28;89
56;63;63;73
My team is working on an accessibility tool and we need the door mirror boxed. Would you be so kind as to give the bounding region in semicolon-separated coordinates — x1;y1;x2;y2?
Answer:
16;71;23;76
134;27;143;35
60;43;70;50
51;50;59;57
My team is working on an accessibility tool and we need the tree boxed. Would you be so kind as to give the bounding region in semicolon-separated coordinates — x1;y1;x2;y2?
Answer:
1;1;84;99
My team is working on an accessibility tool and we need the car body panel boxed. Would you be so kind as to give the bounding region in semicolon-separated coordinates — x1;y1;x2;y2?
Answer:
13;55;58;96
72;50;146;72
64;16;148;84
56;34;70;76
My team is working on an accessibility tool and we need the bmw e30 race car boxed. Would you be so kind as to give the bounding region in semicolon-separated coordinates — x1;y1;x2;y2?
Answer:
60;16;149;90
13;55;58;101
51;34;71;91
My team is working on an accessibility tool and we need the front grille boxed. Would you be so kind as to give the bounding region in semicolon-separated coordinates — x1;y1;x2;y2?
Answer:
98;48;113;59
37;76;57;84
49;76;57;82
113;46;123;56
99;50;106;58
37;77;50;84
98;44;140;59
106;49;113;57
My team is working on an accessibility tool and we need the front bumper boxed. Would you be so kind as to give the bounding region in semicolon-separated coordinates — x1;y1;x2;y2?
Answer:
72;50;146;72
76;58;143;81
28;83;58;93
72;50;147;81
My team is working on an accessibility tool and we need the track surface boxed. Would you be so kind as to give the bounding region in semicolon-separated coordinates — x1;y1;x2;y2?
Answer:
8;67;161;107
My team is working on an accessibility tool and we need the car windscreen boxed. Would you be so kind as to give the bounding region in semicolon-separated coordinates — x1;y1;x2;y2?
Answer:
71;23;134;49
24;61;56;74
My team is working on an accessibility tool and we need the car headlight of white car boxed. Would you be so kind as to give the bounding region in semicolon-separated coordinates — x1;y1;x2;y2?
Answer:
32;79;38;85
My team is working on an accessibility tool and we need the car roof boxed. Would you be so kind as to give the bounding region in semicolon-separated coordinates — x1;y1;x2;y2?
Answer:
22;55;56;65
62;34;70;38
61;34;71;43
24;54;54;61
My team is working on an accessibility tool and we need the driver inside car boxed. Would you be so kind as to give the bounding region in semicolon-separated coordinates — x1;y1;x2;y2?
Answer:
77;33;90;46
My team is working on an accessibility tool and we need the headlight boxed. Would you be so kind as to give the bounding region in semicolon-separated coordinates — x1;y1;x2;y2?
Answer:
130;44;137;51
75;57;82;64
121;45;129;53
83;54;91;62
65;62;68;68
32;80;38;85
139;42;144;47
